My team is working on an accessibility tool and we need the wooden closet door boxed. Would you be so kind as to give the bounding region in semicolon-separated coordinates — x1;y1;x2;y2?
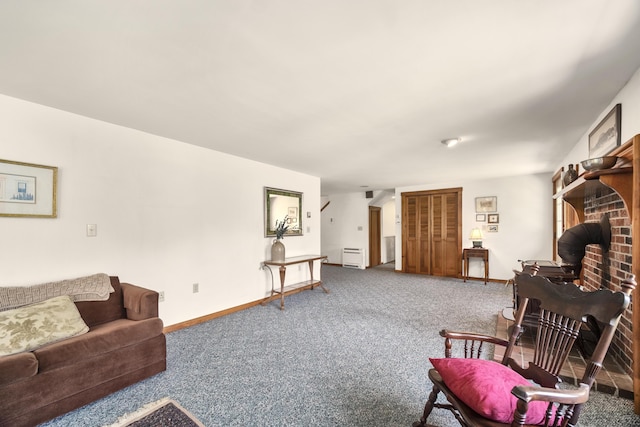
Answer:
402;194;432;274
431;193;460;276
402;189;461;277
403;195;419;273
418;195;432;274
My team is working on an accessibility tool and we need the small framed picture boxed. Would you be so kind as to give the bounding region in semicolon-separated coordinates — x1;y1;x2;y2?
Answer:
487;214;499;224
589;103;621;158
0;159;57;218
487;225;498;232
475;196;497;213
475;214;486;222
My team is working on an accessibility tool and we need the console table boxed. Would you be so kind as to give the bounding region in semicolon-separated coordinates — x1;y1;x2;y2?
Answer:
262;255;329;310
462;248;489;284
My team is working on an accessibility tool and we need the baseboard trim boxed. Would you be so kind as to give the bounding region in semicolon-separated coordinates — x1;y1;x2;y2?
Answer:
162;284;316;334
163;299;262;334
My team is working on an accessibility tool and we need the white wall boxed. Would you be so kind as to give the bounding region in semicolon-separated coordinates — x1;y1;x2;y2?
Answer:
560;66;640;169
381;199;396;263
395;174;552;281
381;199;396;237
320;191;397;267
320;192;371;265
0;94;320;327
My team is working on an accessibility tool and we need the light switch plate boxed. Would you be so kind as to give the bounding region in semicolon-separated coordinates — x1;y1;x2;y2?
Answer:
86;224;97;237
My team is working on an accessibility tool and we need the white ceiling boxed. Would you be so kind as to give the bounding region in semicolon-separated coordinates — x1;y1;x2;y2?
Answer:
1;1;640;195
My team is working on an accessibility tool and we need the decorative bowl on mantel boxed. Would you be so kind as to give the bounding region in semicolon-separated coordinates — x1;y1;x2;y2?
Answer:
581;156;618;172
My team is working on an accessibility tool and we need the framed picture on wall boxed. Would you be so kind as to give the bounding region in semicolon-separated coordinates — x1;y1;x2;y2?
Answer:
475;214;486;222
0;159;57;218
589;103;621;158
475;196;497;213
488;214;499;224
487;225;499;232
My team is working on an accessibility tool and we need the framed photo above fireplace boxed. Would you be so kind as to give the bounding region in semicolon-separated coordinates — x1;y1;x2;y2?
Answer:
589;103;621;158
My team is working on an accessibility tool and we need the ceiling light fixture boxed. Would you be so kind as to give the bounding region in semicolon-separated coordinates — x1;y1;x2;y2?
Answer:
441;138;461;148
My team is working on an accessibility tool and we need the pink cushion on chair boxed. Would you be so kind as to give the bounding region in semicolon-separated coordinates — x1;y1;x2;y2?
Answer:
430;358;551;425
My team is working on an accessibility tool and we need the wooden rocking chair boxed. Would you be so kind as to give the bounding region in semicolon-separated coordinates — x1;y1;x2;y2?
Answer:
413;272;636;427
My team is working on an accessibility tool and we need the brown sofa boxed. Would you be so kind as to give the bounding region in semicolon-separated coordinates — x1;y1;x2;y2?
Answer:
0;276;166;427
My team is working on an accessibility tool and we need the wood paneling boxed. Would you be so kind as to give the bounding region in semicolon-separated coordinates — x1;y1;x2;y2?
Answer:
402;188;462;277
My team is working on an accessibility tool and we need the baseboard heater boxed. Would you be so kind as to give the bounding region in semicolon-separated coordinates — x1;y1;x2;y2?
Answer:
342;248;365;269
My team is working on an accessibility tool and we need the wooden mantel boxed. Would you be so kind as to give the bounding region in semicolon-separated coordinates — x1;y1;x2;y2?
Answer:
554;137;635;221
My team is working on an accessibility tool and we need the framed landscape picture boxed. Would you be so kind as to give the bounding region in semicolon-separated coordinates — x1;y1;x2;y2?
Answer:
589;104;621;158
475;196;497;213
0;159;57;218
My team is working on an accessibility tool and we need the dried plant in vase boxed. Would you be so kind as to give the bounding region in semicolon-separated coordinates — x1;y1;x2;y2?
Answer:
274;215;289;240
271;216;289;262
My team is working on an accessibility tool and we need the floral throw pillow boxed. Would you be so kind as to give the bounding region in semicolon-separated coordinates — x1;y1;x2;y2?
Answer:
0;295;89;356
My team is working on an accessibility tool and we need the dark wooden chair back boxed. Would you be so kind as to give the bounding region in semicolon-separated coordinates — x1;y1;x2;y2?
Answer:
506;272;632;389
414;272;635;427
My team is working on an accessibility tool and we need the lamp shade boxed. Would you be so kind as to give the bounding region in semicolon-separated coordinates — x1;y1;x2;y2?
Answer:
469;228;483;248
469;228;483;240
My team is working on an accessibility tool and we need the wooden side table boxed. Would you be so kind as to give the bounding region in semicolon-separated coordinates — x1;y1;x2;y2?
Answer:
262;255;329;310
463;248;489;284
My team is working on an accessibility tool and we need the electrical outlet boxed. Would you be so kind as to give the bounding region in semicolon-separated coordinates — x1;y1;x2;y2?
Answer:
192;283;199;293
158;291;165;302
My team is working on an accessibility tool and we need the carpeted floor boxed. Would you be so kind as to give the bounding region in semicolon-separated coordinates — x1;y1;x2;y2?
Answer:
40;266;640;426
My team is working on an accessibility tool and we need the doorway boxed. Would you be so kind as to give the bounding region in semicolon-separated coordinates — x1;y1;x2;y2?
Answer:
368;194;397;269
369;206;381;267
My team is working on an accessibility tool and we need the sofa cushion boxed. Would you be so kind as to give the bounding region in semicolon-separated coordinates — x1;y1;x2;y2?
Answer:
0;295;89;357
0;352;38;386
35;317;164;372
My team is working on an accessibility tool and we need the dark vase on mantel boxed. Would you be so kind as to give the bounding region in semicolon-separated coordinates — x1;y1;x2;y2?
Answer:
563;164;578;186
271;239;285;262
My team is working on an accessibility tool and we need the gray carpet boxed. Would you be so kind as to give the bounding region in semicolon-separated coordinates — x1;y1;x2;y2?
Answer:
40;266;639;426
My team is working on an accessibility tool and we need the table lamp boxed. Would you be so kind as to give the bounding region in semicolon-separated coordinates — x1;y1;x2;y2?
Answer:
469;228;483;248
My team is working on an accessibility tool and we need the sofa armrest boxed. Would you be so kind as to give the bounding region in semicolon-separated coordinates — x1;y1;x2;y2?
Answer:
120;283;159;320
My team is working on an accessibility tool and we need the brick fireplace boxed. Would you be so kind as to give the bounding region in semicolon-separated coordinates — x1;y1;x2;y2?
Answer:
555;133;639;411
583;187;633;375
